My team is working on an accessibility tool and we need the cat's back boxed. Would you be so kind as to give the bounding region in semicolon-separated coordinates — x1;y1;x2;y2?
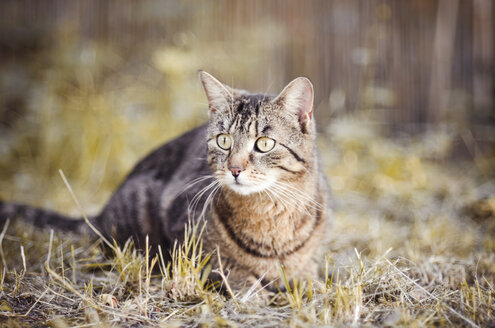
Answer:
95;124;212;251
127;124;208;180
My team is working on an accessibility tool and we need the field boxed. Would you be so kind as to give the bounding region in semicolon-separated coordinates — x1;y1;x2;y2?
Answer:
0;4;494;325
0;111;494;326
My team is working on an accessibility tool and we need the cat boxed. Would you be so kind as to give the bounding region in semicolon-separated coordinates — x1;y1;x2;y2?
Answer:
0;71;331;291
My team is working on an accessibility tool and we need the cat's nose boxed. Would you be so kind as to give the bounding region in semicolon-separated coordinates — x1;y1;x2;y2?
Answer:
229;166;244;177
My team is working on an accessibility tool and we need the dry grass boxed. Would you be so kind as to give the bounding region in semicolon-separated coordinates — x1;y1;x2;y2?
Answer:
0;116;494;327
0;29;494;327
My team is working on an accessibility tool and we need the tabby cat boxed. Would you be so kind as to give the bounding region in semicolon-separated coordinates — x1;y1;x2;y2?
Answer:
0;71;330;290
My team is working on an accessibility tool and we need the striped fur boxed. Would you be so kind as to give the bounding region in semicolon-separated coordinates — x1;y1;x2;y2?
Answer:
0;71;331;291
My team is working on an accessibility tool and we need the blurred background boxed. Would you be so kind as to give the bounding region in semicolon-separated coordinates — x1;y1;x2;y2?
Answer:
0;0;494;216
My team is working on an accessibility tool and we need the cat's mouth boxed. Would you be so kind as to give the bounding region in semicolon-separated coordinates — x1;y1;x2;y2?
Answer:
221;173;275;195
228;182;263;195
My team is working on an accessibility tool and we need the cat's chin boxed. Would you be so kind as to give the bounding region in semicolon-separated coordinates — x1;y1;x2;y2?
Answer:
224;181;273;196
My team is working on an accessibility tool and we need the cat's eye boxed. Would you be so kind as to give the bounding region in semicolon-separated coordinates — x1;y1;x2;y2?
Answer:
216;134;232;150
255;137;276;153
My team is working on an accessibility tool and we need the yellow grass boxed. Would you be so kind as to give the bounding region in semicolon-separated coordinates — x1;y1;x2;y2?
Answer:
0;31;494;327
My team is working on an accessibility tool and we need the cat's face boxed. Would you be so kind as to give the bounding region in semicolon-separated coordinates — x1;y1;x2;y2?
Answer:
200;71;315;196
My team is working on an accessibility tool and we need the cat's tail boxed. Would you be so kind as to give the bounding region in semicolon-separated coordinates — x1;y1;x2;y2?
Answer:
0;200;87;233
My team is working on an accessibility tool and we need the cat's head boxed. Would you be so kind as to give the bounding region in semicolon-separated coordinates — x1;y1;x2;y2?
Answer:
200;71;316;196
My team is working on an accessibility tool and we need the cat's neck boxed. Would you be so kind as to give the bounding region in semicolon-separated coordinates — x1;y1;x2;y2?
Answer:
216;179;318;221
211;182;322;256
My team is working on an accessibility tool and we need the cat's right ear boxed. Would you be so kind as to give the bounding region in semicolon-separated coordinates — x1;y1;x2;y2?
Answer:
199;71;234;116
272;77;314;132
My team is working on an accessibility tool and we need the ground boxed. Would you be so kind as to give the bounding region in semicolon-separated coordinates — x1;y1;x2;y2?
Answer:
0;116;494;327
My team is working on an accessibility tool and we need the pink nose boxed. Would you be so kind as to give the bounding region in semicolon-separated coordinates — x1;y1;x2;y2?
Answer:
229;166;243;177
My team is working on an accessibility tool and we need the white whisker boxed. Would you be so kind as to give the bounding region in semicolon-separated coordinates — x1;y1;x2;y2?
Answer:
197;184;222;222
262;189;275;205
274;180;322;209
188;180;220;220
268;183;314;217
181;175;215;194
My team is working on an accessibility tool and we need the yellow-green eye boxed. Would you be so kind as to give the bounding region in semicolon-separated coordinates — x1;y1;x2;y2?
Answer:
216;134;232;150
256;137;276;153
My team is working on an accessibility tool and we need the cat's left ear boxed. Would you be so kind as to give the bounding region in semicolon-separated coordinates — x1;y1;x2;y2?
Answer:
199;70;246;116
272;77;314;130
